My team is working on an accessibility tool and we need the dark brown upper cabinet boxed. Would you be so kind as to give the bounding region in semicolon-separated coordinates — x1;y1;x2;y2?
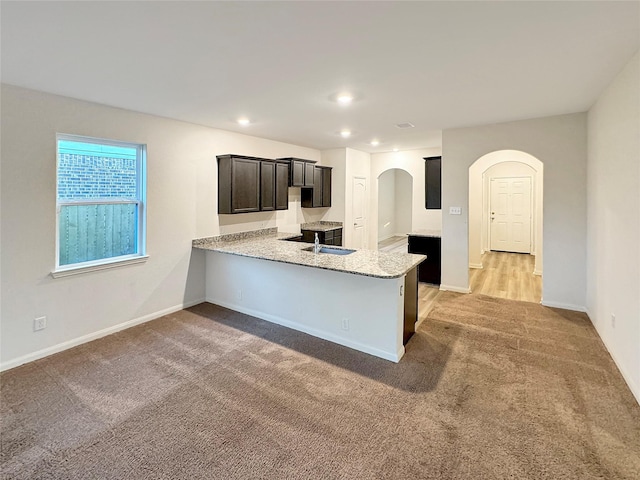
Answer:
275;160;289;210
425;156;442;210
302;166;332;208
277;157;317;187
218;155;287;214
321;167;332;207
304;162;315;187
260;160;276;211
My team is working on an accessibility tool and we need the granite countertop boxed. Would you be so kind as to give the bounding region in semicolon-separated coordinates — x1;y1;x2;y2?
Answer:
409;229;442;238
300;221;343;232
193;228;425;279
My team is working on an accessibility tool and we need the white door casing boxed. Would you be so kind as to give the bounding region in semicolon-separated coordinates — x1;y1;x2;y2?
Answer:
352;176;367;249
490;177;531;253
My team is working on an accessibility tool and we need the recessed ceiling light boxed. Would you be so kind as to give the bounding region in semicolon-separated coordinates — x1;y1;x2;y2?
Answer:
370;140;380;147
340;129;351;138
395;122;414;129
237;118;250;126
393;148;399;152
329;91;362;104
337;93;353;105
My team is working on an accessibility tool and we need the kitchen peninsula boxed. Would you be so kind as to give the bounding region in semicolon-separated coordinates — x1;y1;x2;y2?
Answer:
193;229;426;362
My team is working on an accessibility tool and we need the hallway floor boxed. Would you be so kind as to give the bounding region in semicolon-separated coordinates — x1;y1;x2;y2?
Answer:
378;236;542;306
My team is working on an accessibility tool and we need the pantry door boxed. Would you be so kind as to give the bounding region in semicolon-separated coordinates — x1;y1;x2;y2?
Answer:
352;177;367;249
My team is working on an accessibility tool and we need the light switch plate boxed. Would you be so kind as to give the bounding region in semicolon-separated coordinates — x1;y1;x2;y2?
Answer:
449;207;462;215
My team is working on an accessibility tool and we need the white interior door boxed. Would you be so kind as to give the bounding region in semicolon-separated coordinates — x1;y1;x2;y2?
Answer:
490;177;531;253
352;177;367;249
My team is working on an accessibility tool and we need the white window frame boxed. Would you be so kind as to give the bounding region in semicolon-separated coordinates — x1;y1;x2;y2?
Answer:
52;134;148;278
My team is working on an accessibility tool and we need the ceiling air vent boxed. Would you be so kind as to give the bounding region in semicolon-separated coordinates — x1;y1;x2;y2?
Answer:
395;122;415;129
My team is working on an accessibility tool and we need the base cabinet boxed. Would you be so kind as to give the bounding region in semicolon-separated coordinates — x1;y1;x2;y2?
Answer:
301;228;342;246
403;267;418;345
408;235;441;285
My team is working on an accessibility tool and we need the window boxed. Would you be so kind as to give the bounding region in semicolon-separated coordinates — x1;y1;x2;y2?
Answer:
54;134;146;276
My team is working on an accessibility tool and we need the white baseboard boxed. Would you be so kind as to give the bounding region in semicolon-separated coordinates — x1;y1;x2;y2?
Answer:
439;284;471;294
469;263;483;269
540;299;586;312
585;308;640;406
0;298;205;372
208;298;403;363
533;269;542;276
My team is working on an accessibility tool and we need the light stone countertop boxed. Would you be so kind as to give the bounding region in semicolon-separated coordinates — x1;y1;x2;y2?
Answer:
409;229;442;238
193;229;425;279
300;221;343;232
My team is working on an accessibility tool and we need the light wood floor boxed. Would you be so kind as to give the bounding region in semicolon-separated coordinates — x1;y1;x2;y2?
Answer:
377;235;409;254
470;251;542;303
378;237;542;321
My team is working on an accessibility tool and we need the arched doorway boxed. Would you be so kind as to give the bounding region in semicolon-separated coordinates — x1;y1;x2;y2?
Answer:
468;150;544;302
377;168;413;252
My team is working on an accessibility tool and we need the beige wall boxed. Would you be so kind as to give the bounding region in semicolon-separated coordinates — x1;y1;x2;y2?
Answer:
320;148;347;225
377;170;397;241
394;170;413;236
587;51;639;403
344;148;372;248
370;148;442;248
442;113;587;306
0;84;321;368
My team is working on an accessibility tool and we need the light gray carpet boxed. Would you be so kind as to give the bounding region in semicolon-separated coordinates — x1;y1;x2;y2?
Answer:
2;292;639;479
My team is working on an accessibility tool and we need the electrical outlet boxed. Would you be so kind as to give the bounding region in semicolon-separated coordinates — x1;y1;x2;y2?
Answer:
449;206;462;215
34;316;47;332
341;318;349;331
611;313;616;328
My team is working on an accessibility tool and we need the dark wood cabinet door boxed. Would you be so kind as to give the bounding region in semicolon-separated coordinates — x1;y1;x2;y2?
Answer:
408;235;441;285
232;158;261;213
403;267;418;344
321;167;332;207
334;228;342;246
260;161;275;211
313;167;323;206
291;160;305;187
219;155;281;214
301;229;322;244
425;156;442;209
275;161;289;210
324;229;335;245
304;162;315;187
216;156;262;214
301;166;332;208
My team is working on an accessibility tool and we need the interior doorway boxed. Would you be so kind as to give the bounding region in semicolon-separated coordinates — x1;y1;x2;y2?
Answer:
469;151;543;303
377;168;413;247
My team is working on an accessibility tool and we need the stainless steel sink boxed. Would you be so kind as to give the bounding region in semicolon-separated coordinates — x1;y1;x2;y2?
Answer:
302;246;355;255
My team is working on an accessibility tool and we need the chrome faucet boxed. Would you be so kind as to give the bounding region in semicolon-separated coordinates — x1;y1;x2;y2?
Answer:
314;232;320;254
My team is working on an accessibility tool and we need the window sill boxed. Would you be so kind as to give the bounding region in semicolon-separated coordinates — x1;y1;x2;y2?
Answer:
51;255;149;278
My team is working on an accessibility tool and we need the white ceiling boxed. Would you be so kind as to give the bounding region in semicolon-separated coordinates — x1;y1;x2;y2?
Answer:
1;1;638;153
